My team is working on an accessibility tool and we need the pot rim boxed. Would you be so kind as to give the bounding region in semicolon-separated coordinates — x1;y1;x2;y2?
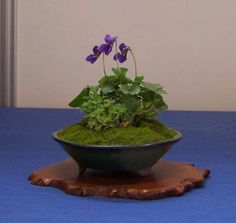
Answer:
52;128;182;149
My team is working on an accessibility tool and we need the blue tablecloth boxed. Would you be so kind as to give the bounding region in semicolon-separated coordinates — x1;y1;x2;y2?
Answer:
0;108;236;223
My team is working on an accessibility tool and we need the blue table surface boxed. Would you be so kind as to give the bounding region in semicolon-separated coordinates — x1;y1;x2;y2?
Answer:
0;108;236;223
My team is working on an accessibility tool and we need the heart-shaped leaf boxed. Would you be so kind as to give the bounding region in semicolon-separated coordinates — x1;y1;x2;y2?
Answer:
123;95;141;114
154;94;168;110
134;76;144;83
120;84;140;95
141;82;166;94
69;87;90;107
112;67;128;76
98;75;117;93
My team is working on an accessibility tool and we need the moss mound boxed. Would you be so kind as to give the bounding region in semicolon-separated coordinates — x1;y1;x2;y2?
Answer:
57;119;177;146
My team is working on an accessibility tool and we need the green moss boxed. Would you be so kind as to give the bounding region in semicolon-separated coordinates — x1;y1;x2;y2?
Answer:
57;119;177;145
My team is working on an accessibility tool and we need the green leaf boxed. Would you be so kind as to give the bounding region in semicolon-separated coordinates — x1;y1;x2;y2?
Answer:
111;67;132;84
134;76;144;83
98;75;117;93
154;94;168;111
120;84;140;95
101;85;116;94
156;88;167;94
140;90;156;102
68;87;90;107
89;85;99;94
141;82;167;94
112;67;128;76
123;95;141;114
98;75;117;86
117;73;132;85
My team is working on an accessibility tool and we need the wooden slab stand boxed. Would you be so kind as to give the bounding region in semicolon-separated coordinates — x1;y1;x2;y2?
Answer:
29;159;210;200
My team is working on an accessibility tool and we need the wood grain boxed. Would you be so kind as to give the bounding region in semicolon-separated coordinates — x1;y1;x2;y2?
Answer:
29;159;210;200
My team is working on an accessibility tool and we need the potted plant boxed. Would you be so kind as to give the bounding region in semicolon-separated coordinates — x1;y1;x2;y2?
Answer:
52;34;182;176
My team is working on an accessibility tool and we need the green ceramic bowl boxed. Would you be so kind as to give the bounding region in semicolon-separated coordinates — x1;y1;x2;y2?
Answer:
52;129;182;175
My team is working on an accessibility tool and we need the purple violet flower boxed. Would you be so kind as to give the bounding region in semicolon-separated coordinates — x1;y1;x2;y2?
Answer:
105;34;117;44
86;45;101;64
99;34;117;55
113;43;129;63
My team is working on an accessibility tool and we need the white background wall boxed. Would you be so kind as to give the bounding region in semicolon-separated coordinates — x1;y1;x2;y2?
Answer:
16;0;236;111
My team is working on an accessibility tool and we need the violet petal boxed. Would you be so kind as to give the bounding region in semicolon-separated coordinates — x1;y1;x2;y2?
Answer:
113;53;121;61
93;45;99;54
86;54;97;63
99;43;109;53
105;45;112;55
119;43;127;52
118;54;127;63
105;34;117;44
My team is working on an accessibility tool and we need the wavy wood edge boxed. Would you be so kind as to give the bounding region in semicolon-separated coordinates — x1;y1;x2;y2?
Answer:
28;161;210;200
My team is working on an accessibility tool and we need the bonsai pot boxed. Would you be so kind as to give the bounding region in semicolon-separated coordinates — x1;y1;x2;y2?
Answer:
52;129;182;175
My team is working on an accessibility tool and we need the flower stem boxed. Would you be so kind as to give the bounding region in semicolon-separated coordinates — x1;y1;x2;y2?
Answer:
115;41;120;70
102;53;107;76
128;48;137;77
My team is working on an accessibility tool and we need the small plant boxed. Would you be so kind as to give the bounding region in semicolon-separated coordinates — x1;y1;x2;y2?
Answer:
69;34;168;131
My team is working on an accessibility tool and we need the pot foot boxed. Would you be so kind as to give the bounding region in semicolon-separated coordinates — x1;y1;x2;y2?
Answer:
134;167;152;176
78;165;87;176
